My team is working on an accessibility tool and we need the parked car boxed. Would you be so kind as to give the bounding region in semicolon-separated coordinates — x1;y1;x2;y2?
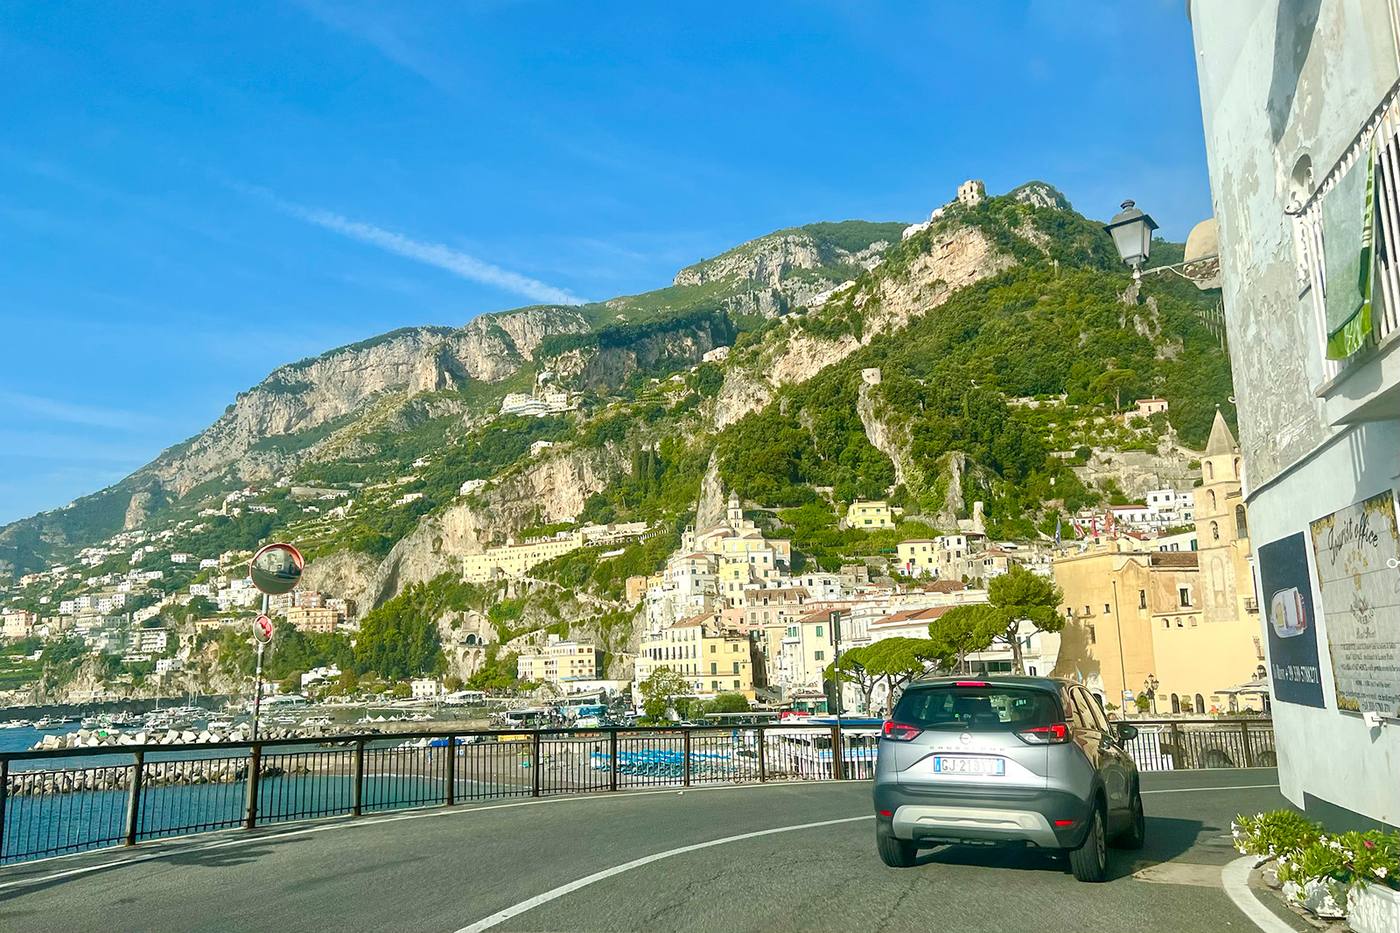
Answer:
873;676;1144;882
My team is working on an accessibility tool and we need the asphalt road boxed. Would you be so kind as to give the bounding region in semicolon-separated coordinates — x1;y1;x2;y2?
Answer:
0;769;1297;933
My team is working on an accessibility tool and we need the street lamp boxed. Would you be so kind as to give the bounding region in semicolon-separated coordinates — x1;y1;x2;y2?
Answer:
1104;199;1159;281
1143;674;1160;717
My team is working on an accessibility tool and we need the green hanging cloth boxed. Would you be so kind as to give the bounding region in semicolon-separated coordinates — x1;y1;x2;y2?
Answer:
1324;138;1378;360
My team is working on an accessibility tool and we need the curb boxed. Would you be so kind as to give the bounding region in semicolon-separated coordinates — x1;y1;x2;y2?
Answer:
1222;856;1302;933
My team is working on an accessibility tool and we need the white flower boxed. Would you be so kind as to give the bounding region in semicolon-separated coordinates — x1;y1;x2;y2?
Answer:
1378;867;1389;879
1238;847;1249;855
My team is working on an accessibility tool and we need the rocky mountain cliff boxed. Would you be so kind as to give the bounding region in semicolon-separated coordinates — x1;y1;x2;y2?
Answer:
1;181;1239;703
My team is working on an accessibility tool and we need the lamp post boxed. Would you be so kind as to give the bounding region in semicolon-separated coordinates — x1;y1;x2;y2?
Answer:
1104;199;1160;282
1143;674;1159;717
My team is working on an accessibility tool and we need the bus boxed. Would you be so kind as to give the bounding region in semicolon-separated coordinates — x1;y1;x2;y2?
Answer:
766;717;883;780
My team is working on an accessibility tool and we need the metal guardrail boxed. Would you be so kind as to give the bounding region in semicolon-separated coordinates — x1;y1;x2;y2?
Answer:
0;718;1270;865
1119;718;1276;771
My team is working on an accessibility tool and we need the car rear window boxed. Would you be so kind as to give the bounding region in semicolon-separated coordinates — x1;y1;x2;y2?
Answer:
892;685;1062;732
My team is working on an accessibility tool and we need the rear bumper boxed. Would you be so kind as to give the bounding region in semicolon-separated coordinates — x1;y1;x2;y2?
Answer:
874;783;1092;849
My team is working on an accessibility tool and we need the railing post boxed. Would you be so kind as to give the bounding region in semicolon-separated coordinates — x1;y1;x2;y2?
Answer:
244;743;262;829
445;735;456;807
1239;719;1254;768
1169;722;1185;770
683;729;692;787
124;750;145;846
608;730;619;792
0;759;8;861
830;725;844;781
351;739;364;817
530;731;542;797
757;726;766;783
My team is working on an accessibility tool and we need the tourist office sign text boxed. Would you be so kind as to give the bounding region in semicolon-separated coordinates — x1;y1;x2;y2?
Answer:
1309;491;1400;719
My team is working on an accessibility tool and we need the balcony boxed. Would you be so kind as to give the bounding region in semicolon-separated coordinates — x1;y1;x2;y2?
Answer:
1243;597;1259;613
1306;85;1400;424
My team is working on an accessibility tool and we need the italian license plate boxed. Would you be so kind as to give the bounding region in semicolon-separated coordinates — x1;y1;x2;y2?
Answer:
933;756;1005;776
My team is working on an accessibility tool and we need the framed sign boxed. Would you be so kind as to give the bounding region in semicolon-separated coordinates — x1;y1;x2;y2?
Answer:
1310;491;1400;718
1256;532;1324;708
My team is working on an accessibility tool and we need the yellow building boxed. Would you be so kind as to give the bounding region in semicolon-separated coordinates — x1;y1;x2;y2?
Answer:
843;500;894;530
635;611;755;699
896;539;937;576
1154;411;1263;714
1053;412;1264;714
286;606;341;633
462;532;584;583
516;636;601;685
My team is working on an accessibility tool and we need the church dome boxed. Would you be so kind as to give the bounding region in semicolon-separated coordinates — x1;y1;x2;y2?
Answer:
1184;218;1219;264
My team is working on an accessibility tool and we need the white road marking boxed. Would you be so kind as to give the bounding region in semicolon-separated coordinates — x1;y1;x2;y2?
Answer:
0;777;1282;897
0;779;824;891
452;816;874;933
1143;783;1278;794
1222;856;1299;933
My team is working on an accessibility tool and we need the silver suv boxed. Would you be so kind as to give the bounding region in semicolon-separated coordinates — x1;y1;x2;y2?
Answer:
873;676;1144;882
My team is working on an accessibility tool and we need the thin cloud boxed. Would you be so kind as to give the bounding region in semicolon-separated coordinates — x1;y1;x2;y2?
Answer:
292;204;584;305
0;392;160;432
228;180;584;306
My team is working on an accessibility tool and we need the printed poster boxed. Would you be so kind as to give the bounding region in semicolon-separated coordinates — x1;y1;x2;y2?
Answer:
1256;533;1324;708
1310;491;1400;718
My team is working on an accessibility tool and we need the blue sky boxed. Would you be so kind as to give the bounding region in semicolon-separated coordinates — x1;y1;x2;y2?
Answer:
0;0;1210;525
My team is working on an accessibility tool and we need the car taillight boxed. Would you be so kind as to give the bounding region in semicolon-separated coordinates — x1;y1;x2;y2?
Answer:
954;681;989;687
1016;722;1071;744
882;721;922;742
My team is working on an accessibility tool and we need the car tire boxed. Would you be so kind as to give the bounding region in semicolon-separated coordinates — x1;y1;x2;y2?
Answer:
876;823;918;868
1114;784;1145;850
1069;803;1108;882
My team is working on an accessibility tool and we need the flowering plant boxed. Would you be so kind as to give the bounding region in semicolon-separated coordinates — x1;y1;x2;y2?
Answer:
1231;810;1321;859
1272;829;1400;892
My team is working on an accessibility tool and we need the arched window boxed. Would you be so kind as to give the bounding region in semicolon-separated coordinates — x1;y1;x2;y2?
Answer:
1170;693;1180;714
1208;489;1217;511
1206;462;1214;480
1212;556;1228;606
1211;521;1220;541
1195;693;1205;714
1233;457;1241;478
1235;505;1248;537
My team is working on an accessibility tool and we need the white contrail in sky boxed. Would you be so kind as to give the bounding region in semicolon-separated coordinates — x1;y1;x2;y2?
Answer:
290;204;583;306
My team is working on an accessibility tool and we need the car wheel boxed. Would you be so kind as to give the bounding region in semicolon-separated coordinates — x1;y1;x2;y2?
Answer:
1069;803;1108;882
1114;784;1145;850
876;823;918;868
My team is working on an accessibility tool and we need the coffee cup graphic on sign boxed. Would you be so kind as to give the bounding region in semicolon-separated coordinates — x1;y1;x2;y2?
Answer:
1269;586;1308;638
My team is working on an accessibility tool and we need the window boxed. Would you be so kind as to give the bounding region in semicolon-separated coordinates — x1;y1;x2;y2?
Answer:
1170;693;1180;714
1195;692;1205;713
1027;665;1037;676
1104;603;1111;614
1208;489;1217;511
1179;587;1191;607
733;680;740;689
1190;617;1198;628
1206;462;1214;480
1084;605;1091;615
1138;589;1147;610
710;644;716;654
732;662;740;674
814;650;825;661
815;625;824;638
1235;504;1248;537
1211;521;1220;541
1163;620;1169;629
1088;625;1096;645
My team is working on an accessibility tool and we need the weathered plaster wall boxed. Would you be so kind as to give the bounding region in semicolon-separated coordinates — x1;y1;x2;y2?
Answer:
1190;0;1400;827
